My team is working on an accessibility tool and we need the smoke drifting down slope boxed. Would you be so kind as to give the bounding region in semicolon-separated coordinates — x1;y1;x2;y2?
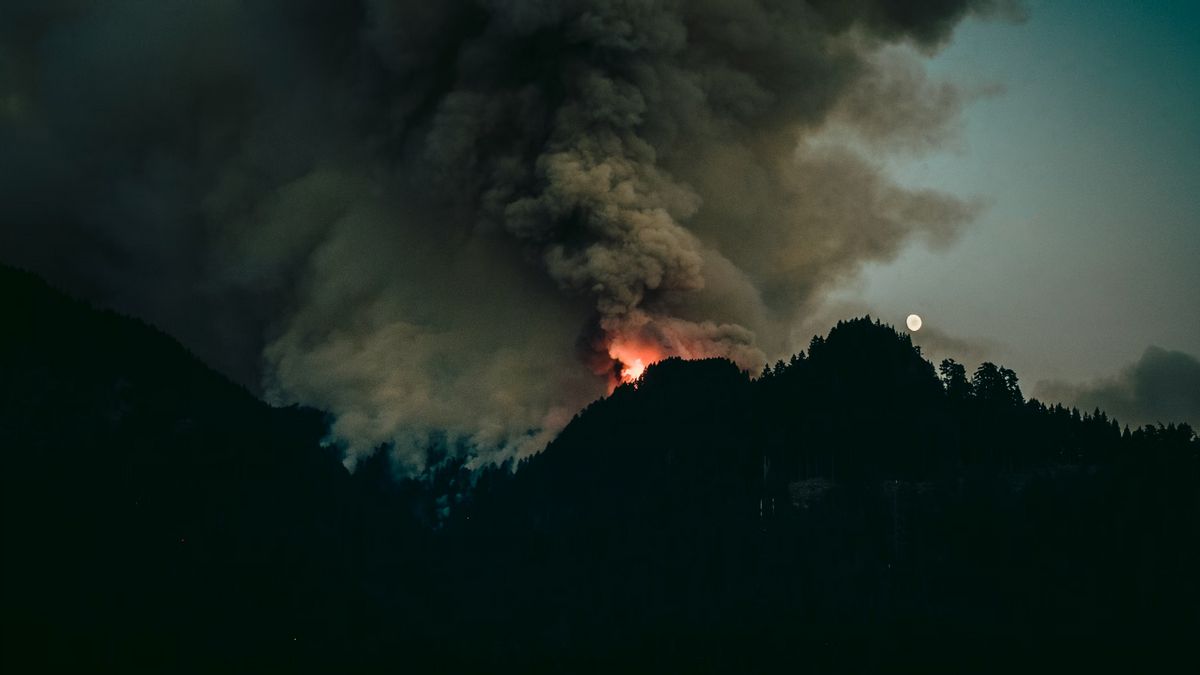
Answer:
0;0;1016;468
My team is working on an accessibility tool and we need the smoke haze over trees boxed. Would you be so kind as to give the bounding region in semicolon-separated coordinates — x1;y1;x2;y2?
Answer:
2;268;1196;672
1;0;1024;468
5;3;1196;669
1037;346;1200;430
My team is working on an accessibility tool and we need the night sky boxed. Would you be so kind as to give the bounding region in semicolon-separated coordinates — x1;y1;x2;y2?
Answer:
2;0;1196;468
856;0;1200;425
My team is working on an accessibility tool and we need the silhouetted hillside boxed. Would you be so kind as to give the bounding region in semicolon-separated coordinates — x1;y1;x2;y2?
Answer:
454;319;1198;672
0;267;433;672
2;267;1197;673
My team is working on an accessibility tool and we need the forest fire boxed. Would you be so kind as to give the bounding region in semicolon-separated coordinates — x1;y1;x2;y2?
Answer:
607;340;662;386
620;358;646;382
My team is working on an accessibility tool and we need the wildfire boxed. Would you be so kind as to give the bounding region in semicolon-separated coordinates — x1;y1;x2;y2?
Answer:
607;340;662;386
620;358;646;382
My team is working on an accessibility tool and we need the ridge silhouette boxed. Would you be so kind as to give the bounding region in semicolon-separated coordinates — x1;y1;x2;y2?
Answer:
1;266;1196;673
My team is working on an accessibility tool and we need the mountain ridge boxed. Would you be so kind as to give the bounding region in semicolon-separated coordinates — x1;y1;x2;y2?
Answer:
1;265;1197;673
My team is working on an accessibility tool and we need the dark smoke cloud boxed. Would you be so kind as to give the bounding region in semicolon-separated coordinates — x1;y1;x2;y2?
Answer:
1;0;1011;467
1037;347;1200;429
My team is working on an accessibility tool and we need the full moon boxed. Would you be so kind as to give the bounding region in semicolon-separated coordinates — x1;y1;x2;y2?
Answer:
906;314;923;332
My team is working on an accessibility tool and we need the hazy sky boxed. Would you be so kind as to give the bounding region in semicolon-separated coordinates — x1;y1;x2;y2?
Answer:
2;1;1196;459
853;0;1199;390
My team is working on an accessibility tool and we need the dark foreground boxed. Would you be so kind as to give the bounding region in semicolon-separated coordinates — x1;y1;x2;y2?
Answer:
2;266;1197;673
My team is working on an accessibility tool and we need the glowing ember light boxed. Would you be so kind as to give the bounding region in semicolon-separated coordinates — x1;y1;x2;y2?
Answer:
621;358;646;382
607;340;662;386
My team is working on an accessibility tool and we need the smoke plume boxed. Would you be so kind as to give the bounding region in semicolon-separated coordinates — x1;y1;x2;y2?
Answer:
1037;346;1200;430
0;0;1012;468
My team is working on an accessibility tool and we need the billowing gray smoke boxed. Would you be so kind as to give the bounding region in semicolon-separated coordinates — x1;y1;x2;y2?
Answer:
0;0;1017;469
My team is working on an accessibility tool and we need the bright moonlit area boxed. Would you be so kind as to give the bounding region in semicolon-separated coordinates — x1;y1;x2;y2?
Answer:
906;314;923;332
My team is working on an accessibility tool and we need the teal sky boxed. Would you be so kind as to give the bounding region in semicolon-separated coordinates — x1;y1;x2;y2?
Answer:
855;0;1200;387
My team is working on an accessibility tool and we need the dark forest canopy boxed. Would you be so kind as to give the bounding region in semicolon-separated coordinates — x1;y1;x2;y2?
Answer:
1;266;1197;673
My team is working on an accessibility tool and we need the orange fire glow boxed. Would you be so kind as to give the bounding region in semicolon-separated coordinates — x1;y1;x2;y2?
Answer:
607;340;663;386
620;358;646;382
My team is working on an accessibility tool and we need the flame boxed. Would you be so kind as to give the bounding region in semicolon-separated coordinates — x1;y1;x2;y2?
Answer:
607;340;662;386
620;358;646;382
